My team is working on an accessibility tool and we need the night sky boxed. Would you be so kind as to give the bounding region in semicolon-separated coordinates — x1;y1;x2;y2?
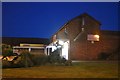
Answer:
2;2;119;38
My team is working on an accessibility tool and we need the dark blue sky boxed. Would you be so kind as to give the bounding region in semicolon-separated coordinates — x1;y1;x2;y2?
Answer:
2;2;119;38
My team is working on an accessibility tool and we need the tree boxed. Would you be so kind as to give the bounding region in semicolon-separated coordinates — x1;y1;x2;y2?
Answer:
2;44;13;57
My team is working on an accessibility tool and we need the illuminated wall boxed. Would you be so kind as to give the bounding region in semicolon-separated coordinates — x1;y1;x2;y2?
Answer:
51;13;119;60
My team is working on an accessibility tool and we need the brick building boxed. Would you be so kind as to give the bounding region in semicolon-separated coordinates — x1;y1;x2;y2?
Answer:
2;13;119;60
46;13;119;60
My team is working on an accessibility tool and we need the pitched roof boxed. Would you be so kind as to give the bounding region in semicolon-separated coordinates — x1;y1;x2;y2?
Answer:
52;12;101;37
71;13;101;25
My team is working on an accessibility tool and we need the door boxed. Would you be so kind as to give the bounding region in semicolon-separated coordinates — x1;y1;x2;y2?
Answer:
62;41;69;60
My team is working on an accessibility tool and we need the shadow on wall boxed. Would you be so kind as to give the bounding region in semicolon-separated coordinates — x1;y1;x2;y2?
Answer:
97;48;119;60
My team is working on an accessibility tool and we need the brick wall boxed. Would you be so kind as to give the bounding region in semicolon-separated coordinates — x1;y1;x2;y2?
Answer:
51;13;119;60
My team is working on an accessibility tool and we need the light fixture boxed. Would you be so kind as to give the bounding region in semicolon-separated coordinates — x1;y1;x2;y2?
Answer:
59;40;64;45
94;35;99;39
52;46;57;52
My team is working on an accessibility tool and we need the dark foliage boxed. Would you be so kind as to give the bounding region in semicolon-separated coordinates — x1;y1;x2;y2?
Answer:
97;52;110;60
10;51;34;68
2;60;12;68
2;50;13;57
47;49;72;66
2;48;72;68
31;54;48;65
18;51;33;67
2;44;14;57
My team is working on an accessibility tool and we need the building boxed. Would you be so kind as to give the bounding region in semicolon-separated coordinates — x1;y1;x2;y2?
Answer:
2;37;50;55
2;13;119;60
2;37;49;46
13;43;45;55
46;13;119;60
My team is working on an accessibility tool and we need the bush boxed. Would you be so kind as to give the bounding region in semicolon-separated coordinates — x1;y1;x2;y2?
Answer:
47;49;71;66
31;49;69;66
12;51;34;68
2;49;13;57
97;52;110;60
2;60;13;68
48;49;63;64
2;44;14;57
2;48;71;68
64;60;72;66
31;54;48;66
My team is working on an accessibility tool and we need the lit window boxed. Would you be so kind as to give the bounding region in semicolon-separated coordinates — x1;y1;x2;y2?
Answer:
87;34;100;41
58;40;64;45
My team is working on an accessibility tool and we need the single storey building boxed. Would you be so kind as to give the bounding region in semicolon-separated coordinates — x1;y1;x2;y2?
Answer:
2;37;50;55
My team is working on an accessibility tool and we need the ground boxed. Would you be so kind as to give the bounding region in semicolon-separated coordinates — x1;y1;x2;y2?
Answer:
2;61;118;78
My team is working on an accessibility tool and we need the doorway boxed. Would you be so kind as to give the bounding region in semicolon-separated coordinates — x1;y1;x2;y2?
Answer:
61;41;69;60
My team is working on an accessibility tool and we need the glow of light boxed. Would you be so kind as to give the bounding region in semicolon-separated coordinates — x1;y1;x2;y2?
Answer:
94;35;99;39
59;40;64;45
54;40;57;44
52;46;57;52
46;46;57;52
62;41;69;60
82;28;84;31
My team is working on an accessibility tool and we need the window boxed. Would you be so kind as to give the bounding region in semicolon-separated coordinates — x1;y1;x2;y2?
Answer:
87;34;99;41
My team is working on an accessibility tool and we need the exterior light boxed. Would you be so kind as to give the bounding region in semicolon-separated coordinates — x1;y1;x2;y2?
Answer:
52;46;57;52
53;40;57;44
94;35;99;39
82;28;84;31
59;40;64;45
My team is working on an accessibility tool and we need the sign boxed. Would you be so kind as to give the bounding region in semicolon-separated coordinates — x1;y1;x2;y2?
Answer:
87;34;99;41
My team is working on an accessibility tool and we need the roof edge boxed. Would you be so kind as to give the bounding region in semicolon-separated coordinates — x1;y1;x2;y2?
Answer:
51;12;101;38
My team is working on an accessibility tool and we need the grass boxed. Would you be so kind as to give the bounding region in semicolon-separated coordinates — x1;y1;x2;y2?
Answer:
2;61;118;78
